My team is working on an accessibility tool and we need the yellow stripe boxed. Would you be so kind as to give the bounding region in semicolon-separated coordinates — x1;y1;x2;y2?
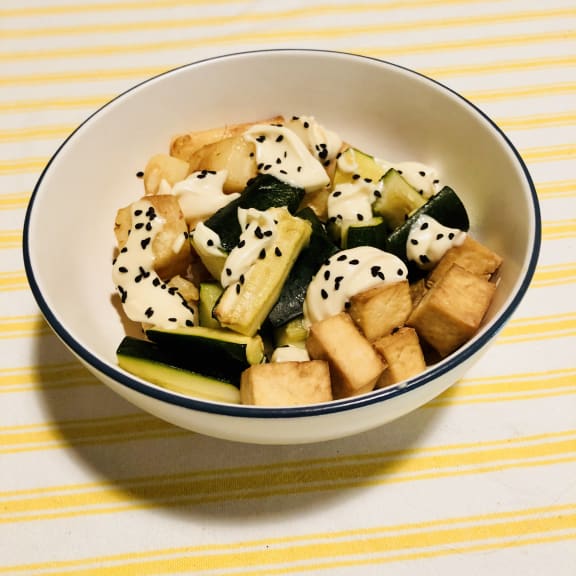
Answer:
496;110;576;130
1;430;574;523
537;179;575;198
0;271;29;292
1;16;574;63
0;0;246;18
0;191;30;209
531;262;576;287
498;312;576;344
0;315;52;340
5;3;573;41
0;125;73;143
0;362;97;392
542;219;576;240
430;368;576;406
468;82;576;102
0;158;46;176
0;230;23;250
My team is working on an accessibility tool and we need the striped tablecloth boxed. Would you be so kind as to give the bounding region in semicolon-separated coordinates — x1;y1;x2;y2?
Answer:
1;1;575;574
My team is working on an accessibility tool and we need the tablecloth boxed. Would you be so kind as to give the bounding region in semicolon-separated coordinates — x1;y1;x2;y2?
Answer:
1;0;575;574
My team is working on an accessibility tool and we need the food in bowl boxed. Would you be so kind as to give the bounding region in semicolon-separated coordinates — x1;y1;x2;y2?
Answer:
112;114;503;407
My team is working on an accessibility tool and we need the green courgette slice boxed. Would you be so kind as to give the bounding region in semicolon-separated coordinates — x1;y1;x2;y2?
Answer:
342;216;388;250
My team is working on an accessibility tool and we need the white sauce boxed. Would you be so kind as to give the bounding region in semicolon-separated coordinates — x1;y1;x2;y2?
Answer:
304;246;408;325
406;214;467;269
191;221;225;257
327;179;381;228
377;159;440;199
169;170;240;225
112;199;195;328
285;115;342;167
220;208;278;288
244;124;330;193
271;345;310;363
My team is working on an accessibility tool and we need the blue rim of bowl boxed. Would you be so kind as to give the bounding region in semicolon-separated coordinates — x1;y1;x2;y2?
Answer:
23;48;541;419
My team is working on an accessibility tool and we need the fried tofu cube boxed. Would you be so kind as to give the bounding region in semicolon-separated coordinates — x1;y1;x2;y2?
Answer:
143;153;189;195
188;135;257;194
240;360;332;407
114;195;191;281
409;278;428;308
306;313;386;399
348;280;412;341
427;235;503;286
407;264;497;357
373;327;427;388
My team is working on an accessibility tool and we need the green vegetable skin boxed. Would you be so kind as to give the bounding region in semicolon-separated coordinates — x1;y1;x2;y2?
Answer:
116;336;241;404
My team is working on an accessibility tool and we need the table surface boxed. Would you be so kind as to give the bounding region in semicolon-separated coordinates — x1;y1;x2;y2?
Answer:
1;0;575;574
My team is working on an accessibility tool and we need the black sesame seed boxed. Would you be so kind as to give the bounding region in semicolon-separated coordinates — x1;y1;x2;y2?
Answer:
318;148;328;160
397;268;404;276
433;179;440;184
419;170;426;177
323;160;331;167
140;238;151;250
136;171;144;178
357;213;364;221
168;286;178;295
352;174;361;180
118;286;127;303
145;307;154;318
264;164;272;171
276;157;282;164
374;190;382;198
420;222;429;231
411;239;418;245
336;151;342;159
364;178;373;183
168;317;177;323
276;135;284;142
333;190;342;197
349;259;360;265
254;227;264;239
370;265;381;277
259;248;266;259
197;172;206;179
225;268;232;276
256;135;266;143
264;230;273;237
328;216;337;224
153;277;161;287
146;207;156;219
324;270;331;281
436;233;444;240
335;275;344;285
257;163;264;170
284;151;288;158
134;222;144;230
134;209;143;216
337;254;347;261
420;254;430;264
239;274;245;285
280;169;288;175
448;232;455;240
236;284;241;295
249;152;255;158
186;319;194;327
344;301;351;310
303;121;310;128
397;170;403;175
120;247;128;253
145;222;152;232
320;288;328;300
118;266;128;273
207;239;214;247
275;246;282;257
292;115;299;120
297;166;303;172
238;239;246;248
112;257;116;265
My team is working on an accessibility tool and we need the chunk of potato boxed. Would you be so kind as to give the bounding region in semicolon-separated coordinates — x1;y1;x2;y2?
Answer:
240;360;332;406
143;153;189;195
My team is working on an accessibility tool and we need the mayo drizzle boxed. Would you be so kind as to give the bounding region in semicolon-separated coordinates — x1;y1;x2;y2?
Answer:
327;179;381;228
220;208;278;288
285;115;342;167
406;214;467;269
304;246;408;325
377;159;440;199
244;124;330;192
112;199;195;328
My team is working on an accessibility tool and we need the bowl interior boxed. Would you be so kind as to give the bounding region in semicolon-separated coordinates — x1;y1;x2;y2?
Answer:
25;50;539;414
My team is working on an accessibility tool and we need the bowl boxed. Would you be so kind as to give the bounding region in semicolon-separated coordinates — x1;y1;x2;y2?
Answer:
23;49;540;445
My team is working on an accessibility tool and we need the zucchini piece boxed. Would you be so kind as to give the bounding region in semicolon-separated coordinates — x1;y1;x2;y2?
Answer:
267;207;339;327
198;282;223;328
273;316;309;348
332;147;386;187
145;325;265;367
117;336;241;404
204;174;306;251
372;168;426;230
342;216;387;250
386;185;470;270
214;207;312;336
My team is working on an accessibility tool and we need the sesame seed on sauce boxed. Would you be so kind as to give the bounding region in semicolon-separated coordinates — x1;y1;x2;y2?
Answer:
337;254;347;262
275;246;282;257
145;222;152;232
186;319;194;327
235;284;241;294
349;259;360;265
256;135;266;143
357;214;364;221
153;277;161;287
134;209;143;216
257;163;264;170
239;274;245;285
397;268;404;276
118;286;127;303
284;151;288;158
344;301;351;310
318;148;328;160
254;227;264;239
419;171;426;177
420;254;430;264
280;169;288;174
112;257;117;265
303;121;310;128
259;248;266;259
352;174;361;180
323;160;331;167
136;171;144;178
145;206;156;219
118;266;128;273
328;217;337;224
448;232;455;240
433;179;440;184
207;239;214;247
264;164;272;171
411;239;419;245
134;223;144;230
275;135;284;142
364;178;372;183
120;247;128;253
420;222;429;230
292;115;299;120
397;170;403;175
264;230;273;237
320;288;328;300
249;152;255;157
140;238;151;250
145;307;154;318
168;317;177;323
225;268;232;276
370;265;381;277
419;190;424;195
324;269;331;281
332;190;342;197
436;233;444;240
238;239;246;248
373;190;382;198
276;157;282;164
297;166;302;172
168;287;178;295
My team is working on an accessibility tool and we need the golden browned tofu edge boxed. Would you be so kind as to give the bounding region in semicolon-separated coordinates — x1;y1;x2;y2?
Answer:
240;360;332;407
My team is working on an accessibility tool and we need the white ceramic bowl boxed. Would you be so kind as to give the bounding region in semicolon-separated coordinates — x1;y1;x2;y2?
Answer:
24;49;540;445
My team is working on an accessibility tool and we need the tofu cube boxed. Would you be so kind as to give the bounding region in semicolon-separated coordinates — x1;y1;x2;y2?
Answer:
143;153;190;195
373;327;427;388
240;360;332;407
427;235;503;286
306;313;386;399
348;280;412;341
407;264;497;357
